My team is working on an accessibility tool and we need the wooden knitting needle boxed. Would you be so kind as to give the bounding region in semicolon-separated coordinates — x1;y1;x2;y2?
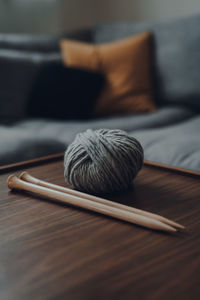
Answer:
19;171;184;230
7;174;177;233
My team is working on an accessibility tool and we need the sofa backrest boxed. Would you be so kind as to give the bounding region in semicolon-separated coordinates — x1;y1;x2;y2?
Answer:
0;28;94;123
94;14;200;111
0;50;60;122
0;29;93;52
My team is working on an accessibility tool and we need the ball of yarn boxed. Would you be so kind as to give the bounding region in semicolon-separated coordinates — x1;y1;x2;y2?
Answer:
64;129;143;195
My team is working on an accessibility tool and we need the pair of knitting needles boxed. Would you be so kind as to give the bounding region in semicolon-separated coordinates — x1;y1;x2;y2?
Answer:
7;172;185;233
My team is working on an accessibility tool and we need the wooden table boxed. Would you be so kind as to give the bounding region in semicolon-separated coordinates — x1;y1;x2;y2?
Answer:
0;155;200;300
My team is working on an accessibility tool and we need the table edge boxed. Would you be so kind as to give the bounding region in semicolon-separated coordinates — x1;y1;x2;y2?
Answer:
0;152;199;178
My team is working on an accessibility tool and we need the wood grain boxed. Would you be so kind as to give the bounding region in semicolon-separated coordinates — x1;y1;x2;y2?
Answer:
0;159;200;300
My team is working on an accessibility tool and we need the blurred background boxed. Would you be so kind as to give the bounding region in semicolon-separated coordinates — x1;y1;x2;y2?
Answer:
0;0;200;34
0;0;200;170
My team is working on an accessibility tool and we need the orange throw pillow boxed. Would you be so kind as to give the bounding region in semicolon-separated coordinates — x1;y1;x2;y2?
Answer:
60;32;156;117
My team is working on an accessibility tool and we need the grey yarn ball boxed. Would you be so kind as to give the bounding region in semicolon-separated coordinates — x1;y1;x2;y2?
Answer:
64;129;144;195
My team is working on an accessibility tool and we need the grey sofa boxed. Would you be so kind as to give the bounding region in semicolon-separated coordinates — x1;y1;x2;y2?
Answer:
0;14;200;172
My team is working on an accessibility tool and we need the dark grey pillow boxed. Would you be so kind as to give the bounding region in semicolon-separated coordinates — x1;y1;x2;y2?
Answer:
94;14;200;111
27;64;104;120
0;50;104;122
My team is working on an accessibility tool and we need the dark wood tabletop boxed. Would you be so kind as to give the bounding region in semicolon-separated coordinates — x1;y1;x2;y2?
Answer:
0;156;200;300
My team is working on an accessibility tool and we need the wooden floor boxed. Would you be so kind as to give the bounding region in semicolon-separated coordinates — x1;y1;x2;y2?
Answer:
0;159;200;300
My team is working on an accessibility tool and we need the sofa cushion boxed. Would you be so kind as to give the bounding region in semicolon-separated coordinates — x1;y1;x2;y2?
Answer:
3;105;195;167
0;50;104;122
15;105;195;140
131;115;200;172
94;14;200;111
0;126;64;166
60;32;156;117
